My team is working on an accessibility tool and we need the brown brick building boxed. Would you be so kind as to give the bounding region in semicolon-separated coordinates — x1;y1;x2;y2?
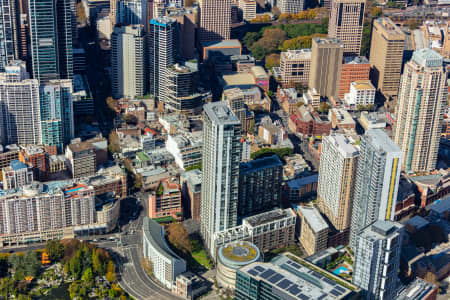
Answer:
338;56;370;99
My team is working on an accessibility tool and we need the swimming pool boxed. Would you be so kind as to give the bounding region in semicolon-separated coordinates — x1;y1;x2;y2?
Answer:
333;266;349;275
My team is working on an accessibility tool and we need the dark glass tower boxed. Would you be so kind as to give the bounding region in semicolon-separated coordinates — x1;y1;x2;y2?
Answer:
29;0;74;83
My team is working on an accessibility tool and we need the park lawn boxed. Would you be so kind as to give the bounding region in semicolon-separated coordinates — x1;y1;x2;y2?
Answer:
191;239;213;270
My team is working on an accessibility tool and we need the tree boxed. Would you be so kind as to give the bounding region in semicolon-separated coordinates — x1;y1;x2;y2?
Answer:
167;223;193;253
371;7;383;17
185;162;202;172
0;254;9;278
265;53;280;70
76;2;87;24
108;131;120;154
106;97;117;112
92;250;102;275
142;258;153;277
9;251;41;279
82;267;93;283
45;240;64;262
123;114;138;125
242;32;260;48
69;254;82;280
105;261;117;283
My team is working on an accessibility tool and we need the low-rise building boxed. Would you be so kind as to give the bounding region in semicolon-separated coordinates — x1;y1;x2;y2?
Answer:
397;278;438;300
172;272;209;300
0;145;20;181
19;146;49;181
339;56;370;99
329;108;356;130
278;88;300;115
258;117;287;145
214;208;296;253
250;66;269;92
358;111;387;131
216;241;261;289
236;254;360;300
297;206;329;256
66;141;96;179
284;154;311;179
343;80;376;110
302;88;321;109
289;106;331;137
142;217;186;289
202;40;242;61
149;179;183;222
166;132;202;169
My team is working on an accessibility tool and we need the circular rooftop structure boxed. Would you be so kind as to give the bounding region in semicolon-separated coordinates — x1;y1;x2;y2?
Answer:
216;241;261;289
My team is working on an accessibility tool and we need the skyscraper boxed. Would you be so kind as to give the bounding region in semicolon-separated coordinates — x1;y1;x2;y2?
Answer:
318;134;359;231
393;48;448;173
111;24;146;99
116;0;147;26
149;17;177;99
328;0;365;56
0;61;41;146
199;0;231;43
0;0;18;72
309;37;344;99
277;0;304;14
353;220;403;300
40;80;74;152
349;129;402;250
29;0;74;83
200;102;241;255
369;17;405;99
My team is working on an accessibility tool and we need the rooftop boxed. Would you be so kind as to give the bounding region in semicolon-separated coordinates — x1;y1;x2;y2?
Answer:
412;48;443;68
9;160;28;171
202;39;242;49
181;169;202;189
221;72;255;87
239;254;354;299
313;37;343;47
351;80;375;90
429;197;450;215
203;102;240;125
343;56;369;64
244;209;295;228
286;174;319;189
149;16;176;27
375;17;405;36
298;206;329;233
396;278;436;300
282;49;312;60
251;66;268;78
143;217;185;261
218;241;261;267
360;220;403;240
365;129;401;155
240;155;282;174
325;134;359;158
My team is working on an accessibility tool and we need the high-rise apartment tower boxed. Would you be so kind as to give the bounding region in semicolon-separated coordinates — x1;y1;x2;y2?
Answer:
199;0;232;42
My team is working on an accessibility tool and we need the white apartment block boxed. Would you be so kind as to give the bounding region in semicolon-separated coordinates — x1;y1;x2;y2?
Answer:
353;220;403;300
318;134;359;231
393;48;448;173
344;80;376;109
111;24;146;99
143;217;186;289
280;49;311;86
200;102;241;257
166;131;202;169
277;0;304;14
0;61;41;146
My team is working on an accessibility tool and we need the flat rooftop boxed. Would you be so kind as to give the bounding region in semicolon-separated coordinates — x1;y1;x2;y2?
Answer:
282;49;312;60
298;206;328;233
365;129;401;155
203;102;240;126
244;209;295;227
240;155;282;174
325;134;359;158
351;80;375;90
202;39;242;49
239;254;354;299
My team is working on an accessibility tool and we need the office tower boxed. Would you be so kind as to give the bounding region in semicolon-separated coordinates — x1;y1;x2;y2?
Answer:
280;49;311;87
238;155;283;218
309;37;344;99
111;25;146;99
164;63;203;113
393;49;447;173
40;80;74;152
149;17;177;98
17;0;29;61
349;129;402;250
199;0;232;43
200;102;241;255
353;220;403;300
277;0;304;13
0;61;41;146
110;0;117;27
328;0;365;56
0;0;18;72
318;134;359;231
239;0;256;21
338;56;370;98
369;18;405;99
116;0;147;26
29;0;74;83
168;7;196;59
